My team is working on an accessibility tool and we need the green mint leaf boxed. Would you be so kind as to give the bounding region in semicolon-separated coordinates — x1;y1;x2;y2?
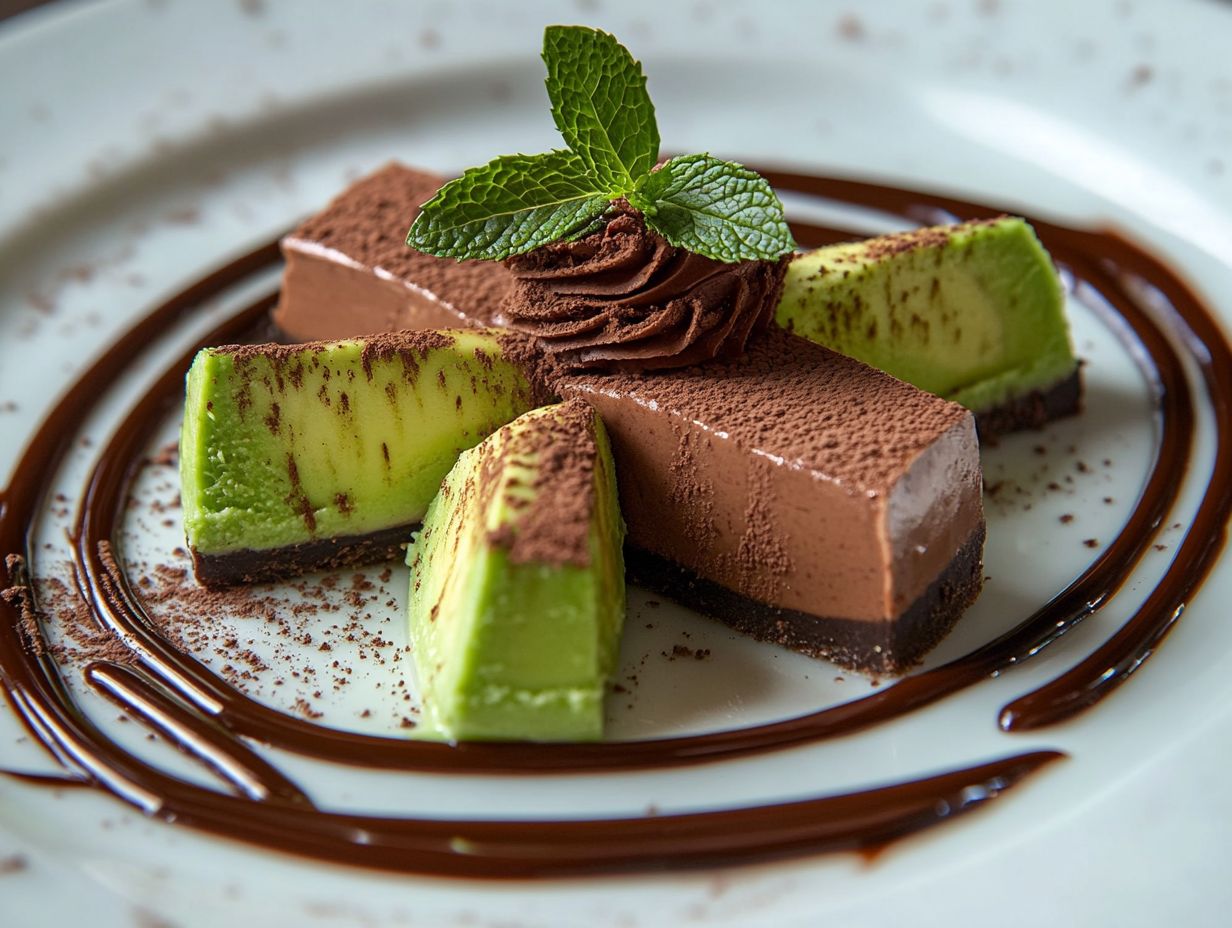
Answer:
630;154;796;263
543;25;659;192
406;150;611;261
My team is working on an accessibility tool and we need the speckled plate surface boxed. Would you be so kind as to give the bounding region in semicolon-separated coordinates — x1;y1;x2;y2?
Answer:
2;1;1231;925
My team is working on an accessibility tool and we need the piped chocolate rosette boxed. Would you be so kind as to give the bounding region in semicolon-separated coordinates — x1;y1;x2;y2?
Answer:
501;208;790;370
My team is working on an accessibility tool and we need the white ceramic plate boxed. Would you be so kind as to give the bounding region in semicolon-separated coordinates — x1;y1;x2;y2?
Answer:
2;1;1231;925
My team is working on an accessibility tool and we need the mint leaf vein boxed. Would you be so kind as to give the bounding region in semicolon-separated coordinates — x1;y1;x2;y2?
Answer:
406;150;611;262
543;25;659;191
631;154;795;263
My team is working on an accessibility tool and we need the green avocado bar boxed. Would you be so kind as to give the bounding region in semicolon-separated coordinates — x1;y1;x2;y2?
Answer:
777;216;1080;434
180;329;540;585
406;400;625;741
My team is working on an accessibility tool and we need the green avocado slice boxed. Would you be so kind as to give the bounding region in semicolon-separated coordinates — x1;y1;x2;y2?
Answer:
180;329;539;581
777;216;1078;415
406;400;626;742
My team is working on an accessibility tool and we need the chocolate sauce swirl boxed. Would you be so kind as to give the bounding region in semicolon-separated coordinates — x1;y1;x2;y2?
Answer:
1;171;1230;879
501;210;788;370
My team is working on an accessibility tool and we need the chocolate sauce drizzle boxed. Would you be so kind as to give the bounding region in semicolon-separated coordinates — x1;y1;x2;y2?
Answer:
1;172;1228;878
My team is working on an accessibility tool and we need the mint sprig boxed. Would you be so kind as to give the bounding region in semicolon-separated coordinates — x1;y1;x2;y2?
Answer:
407;26;794;264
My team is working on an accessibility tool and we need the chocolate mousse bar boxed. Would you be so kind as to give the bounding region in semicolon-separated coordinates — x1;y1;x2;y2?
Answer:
276;166;511;342
274;164;986;673
562;328;984;673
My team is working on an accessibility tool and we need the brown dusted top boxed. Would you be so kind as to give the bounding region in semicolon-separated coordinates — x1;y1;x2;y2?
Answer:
501;209;790;371
854;215;1009;262
556;326;970;493
212;328;557;408
214;328;458;369
480;400;600;569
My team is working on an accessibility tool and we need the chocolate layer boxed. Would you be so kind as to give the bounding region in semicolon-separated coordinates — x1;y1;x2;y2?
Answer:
627;523;985;676
974;367;1083;441
191;522;414;587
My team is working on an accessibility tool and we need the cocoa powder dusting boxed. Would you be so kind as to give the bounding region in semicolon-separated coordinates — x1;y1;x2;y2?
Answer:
495;332;562;407
478;400;601;568
5;552;134;666
736;456;792;599
557;327;968;492
668;422;717;551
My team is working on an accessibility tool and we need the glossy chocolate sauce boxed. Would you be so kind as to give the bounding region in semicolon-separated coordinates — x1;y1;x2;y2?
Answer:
1;171;1229;878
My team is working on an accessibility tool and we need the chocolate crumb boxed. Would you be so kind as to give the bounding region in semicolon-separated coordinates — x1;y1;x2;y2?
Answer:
666;644;701;660
837;13;865;40
1128;63;1154;87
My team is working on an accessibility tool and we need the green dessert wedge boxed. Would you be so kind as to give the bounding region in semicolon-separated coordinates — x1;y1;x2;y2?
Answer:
777;216;1080;434
180;328;541;585
406;400;625;742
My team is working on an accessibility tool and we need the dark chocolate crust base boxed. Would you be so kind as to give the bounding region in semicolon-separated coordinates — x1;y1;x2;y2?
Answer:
974;367;1082;441
626;524;986;676
190;523;416;588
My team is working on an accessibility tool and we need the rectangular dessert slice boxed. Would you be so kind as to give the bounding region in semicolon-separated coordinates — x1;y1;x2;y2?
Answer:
778;217;1081;435
273;164;986;674
407;400;625;741
557;328;984;674
180;329;539;585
